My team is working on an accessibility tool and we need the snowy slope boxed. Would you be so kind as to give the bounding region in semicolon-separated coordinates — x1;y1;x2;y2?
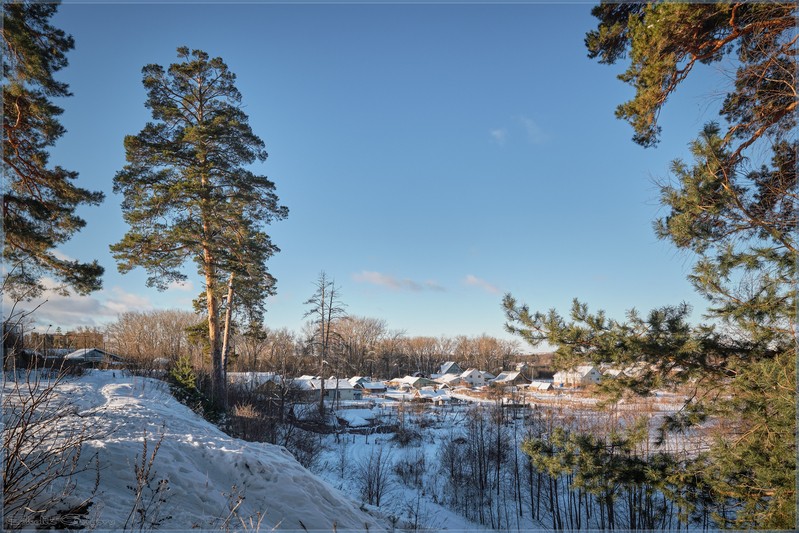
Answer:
26;370;387;532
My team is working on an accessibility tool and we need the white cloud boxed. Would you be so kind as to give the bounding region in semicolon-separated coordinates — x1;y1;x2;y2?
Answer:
103;287;155;315
353;271;445;292
515;115;547;144
490;116;547;146
464;274;501;295
51;249;77;262
3;283;155;330
489;128;508;145
167;280;195;292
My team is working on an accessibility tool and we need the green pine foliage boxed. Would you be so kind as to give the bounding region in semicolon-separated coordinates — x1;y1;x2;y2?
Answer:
508;2;796;529
168;355;221;423
2;1;104;298
111;48;288;407
168;355;200;404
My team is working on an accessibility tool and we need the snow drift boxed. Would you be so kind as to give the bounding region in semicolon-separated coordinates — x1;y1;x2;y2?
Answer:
12;370;385;532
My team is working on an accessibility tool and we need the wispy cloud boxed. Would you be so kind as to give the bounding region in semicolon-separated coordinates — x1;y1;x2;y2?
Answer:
51;249;76;262
489;128;508;145
353;271;445;292
464;274;501;294
167;280;195;292
3;282;154;329
490;116;548;146
515;115;547;144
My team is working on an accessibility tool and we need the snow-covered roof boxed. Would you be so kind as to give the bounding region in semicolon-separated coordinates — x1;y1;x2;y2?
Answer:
413;388;451;402
63;348;121;362
435;374;463;385
361;381;387;390
439;361;461;375
228;372;282;388
493;371;522;383
303;378;356;391
555;365;599;377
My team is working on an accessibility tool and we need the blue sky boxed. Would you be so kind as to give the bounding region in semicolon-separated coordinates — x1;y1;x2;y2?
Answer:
13;1;728;342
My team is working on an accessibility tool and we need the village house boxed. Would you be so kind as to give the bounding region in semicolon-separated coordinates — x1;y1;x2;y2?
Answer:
412;387;451;406
349;376;388;395
386;375;438;390
348;376;370;388
63;348;126;368
491;370;531;388
434;373;465;388
228;372;283;391
294;376;362;401
438;361;463;376
529;380;554;392
552;365;602;387
459;368;490;388
359;381;388;395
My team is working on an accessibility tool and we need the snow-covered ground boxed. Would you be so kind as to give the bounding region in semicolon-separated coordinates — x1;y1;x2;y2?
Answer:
312;406;491;532
3;370;387;532
4;369;702;532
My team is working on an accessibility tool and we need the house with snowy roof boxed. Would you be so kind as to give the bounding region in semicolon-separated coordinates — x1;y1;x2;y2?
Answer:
459;368;490;388
292;376;362;401
348;376;368;387
413;387;452;405
552;365;602;387
348;377;387;395
491;370;531;388
63;348;125;367
438;361;463;376
530;380;554;391
434;373;465;388
387;375;438;390
228;372;283;390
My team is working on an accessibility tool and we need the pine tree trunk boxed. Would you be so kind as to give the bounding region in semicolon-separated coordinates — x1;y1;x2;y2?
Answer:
203;250;225;408
221;273;235;368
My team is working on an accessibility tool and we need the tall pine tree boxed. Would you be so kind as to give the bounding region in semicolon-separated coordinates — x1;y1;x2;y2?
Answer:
112;48;287;406
2;0;104;298
507;2;795;528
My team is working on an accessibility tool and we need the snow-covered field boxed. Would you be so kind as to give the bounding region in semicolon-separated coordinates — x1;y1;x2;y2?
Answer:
4;370;702;532
3;370;387;532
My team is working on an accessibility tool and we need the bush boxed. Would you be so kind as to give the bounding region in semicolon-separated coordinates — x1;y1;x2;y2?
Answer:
393;450;426;488
2;364;99;530
391;426;422;447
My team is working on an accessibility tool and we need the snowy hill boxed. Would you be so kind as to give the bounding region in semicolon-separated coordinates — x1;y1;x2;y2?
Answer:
11;370;386;532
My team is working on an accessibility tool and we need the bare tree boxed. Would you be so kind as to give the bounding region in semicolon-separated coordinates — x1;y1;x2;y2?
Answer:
334;316;387;375
105;310;202;372
303;271;346;416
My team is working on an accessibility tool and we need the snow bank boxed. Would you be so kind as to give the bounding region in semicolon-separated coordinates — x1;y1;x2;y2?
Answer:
22;371;386;532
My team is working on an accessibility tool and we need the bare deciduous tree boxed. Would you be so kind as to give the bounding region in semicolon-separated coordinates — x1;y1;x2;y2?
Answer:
303;271;346;416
